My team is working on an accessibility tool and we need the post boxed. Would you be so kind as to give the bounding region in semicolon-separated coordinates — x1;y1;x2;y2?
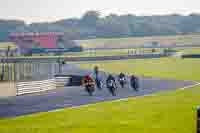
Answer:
32;63;35;80
128;49;130;56
8;63;10;81
37;63;40;80
197;107;200;133
23;63;25;81
50;63;53;78
14;63;16;81
1;59;5;81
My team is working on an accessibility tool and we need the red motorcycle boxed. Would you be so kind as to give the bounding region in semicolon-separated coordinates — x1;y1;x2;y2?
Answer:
82;76;95;96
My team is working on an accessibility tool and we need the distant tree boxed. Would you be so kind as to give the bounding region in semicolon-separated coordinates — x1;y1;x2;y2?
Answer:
2;12;200;41
96;14;131;37
0;20;25;41
189;13;200;16
81;10;101;27
105;13;119;19
64;29;81;40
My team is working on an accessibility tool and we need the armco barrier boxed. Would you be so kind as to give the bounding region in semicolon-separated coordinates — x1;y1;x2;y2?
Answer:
182;54;200;58
2;53;169;63
16;79;56;95
16;76;79;96
54;75;83;87
55;76;71;87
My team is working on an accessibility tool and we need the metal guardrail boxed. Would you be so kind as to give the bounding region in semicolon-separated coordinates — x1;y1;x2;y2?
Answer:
82;45;200;50
16;76;80;96
55;76;71;87
0;53;170;63
54;75;84;87
16;79;56;95
182;54;200;58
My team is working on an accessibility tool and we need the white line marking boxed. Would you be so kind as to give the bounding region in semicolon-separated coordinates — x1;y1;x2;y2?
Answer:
48;109;65;113
113;98;129;102
192;81;200;85
179;82;200;90
48;82;200;113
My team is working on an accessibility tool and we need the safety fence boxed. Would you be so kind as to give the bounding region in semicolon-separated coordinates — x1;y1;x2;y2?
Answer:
0;62;60;81
16;79;56;95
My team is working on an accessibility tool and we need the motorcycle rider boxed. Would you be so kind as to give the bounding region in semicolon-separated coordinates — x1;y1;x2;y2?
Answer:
130;75;139;91
118;72;126;88
94;66;99;77
82;75;95;96
94;66;102;90
106;74;117;96
95;76;103;90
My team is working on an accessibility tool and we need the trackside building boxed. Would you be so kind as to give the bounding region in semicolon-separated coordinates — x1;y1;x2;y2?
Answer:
9;32;64;49
8;32;70;55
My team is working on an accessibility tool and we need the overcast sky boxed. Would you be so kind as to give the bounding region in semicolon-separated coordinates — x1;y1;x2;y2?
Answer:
0;0;199;23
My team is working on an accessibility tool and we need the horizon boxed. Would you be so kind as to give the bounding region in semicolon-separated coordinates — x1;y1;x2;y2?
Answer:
0;12;200;24
0;0;199;23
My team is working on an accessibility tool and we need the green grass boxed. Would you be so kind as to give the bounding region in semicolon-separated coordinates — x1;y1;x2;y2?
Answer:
0;57;200;133
80;58;200;81
0;87;199;133
181;48;200;55
77;34;200;49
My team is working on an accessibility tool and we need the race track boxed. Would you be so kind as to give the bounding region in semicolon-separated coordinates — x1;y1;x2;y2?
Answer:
0;65;197;118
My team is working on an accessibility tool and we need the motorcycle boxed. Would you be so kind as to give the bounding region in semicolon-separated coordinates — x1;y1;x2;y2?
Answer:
96;78;103;90
130;77;139;91
84;82;95;96
107;80;117;96
119;77;126;88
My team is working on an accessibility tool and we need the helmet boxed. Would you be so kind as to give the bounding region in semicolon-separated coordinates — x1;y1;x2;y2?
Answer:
119;72;125;77
131;75;136;79
108;74;113;79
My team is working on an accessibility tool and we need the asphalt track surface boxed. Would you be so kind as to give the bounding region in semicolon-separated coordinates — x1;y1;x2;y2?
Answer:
0;64;197;118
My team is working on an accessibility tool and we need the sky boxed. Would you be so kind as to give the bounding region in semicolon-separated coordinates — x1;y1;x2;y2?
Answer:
0;0;199;23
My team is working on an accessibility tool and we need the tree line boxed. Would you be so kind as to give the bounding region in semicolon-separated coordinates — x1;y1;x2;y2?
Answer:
1;11;200;41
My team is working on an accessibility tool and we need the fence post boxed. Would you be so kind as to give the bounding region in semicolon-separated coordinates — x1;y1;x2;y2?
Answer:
14;63;16;81
197;107;200;133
